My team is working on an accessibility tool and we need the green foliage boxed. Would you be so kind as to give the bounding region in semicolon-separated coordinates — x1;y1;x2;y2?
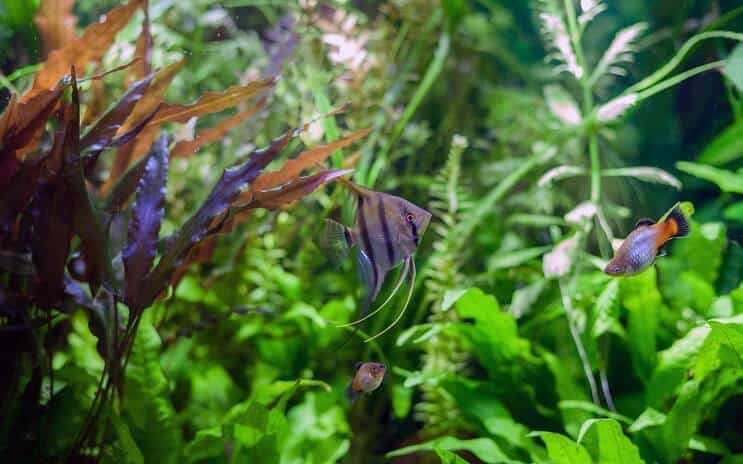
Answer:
2;0;743;463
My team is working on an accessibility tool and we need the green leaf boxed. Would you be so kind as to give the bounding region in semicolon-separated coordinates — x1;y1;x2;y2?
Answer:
592;279;624;339
435;448;470;464
392;384;413;419
709;316;743;369
620;268;663;382
658;220;726;285
488;246;552;271
723;43;743;92
723;201;743;223
387;436;509;463
558;401;632;425
106;415;144;464
530;431;592;464
647;325;710;406
183;427;224;464
628;408;666;433
124;315;182;464
577;419;645;464
698;121;743;166
676;162;743;193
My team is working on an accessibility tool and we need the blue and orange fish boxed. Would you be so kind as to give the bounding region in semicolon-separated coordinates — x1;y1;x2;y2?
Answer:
604;205;690;276
323;177;431;341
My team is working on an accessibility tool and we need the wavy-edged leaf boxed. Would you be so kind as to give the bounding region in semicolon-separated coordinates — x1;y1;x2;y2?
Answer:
252;128;370;190
592;279;623;339
80;73;155;159
103;155;149;215
139;123;307;306
123;314;181;464
145;77;275;127
677;161;743;193
118;60;185;136
170;99;266;158
34;0;78;58
0;78;69;159
578;418;645;464
245;169;352;210
24;0;142;101
123;135;168;309
129;1;152;84
530;431;592;464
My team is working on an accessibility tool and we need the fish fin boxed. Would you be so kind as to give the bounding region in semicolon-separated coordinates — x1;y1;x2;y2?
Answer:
356;250;385;317
666;205;690;238
634;218;655;228
345;383;357;403
355;362;363;370
320;219;353;266
335;176;371;197
365;259;416;343
657;244;668;257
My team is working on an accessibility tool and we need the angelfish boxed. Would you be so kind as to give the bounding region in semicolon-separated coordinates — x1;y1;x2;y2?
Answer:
345;362;386;403
323;177;431;341
604;206;689;276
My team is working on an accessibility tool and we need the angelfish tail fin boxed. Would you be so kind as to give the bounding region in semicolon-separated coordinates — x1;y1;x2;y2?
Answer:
320;219;353;266
666;206;690;238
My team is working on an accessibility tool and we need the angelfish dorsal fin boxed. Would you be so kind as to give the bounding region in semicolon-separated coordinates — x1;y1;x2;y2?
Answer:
634;218;655;228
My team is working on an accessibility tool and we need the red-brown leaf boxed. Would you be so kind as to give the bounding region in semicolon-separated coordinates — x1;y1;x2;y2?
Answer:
34;0;78;58
146;77;275;127
248;169;352;210
251;128;370;191
129;1;152;84
170;99;266;158
24;0;142;101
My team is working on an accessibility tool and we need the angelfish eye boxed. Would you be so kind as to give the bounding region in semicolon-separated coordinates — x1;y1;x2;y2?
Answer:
405;213;415;223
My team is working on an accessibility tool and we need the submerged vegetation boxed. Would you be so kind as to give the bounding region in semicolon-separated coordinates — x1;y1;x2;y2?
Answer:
1;0;742;462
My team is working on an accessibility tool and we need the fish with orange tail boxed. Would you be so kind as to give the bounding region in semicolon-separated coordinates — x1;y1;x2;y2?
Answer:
345;362;386;403
604;205;690;276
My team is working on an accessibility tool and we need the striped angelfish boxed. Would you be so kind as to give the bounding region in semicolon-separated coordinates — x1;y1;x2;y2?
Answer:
323;177;431;342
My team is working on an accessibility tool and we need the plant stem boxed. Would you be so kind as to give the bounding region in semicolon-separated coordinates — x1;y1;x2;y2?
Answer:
559;279;601;406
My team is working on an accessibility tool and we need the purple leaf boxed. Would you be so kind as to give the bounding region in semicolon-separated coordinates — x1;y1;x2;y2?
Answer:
139;125;305;307
123;134;168;310
79;73;155;174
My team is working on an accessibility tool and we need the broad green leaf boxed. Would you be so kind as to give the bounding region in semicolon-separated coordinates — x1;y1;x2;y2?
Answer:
723;43;743;92
530;431;592;464
723;201;743;223
124;315;181;464
620;268;663;382
676;162;743;194
183;427;224;464
392;384;413;419
106;415;144;464
509;279;548;319
698;121;743;165
647;325;710;406
542;350;592;438
709;317;743;369
658;220;726;285
558;401;632;425
578;419;645;464
387;436;509;463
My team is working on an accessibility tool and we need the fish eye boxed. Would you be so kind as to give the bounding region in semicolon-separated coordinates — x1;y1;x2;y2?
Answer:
405;213;415;223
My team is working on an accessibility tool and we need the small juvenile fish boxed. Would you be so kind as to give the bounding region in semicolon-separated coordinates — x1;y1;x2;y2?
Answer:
323;177;431;341
604;206;689;276
345;362;386;403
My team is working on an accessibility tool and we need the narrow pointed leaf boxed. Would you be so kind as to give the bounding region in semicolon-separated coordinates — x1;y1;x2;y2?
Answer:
139;123;307;306
123;135;168;309
118;60;185;135
251;128;370;191
170;99;266;158
34;0;78;58
145;77;275;127
24;0;142;100
80;73;155;156
247;169;352;210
